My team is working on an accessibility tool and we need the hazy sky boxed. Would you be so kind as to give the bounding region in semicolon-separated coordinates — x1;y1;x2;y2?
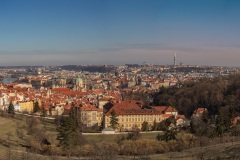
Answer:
1;0;240;66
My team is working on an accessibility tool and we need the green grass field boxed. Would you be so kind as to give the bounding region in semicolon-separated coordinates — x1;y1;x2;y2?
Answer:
0;116;18;137
83;132;161;143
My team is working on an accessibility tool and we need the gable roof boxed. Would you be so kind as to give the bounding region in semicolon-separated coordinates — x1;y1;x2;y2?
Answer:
105;100;161;116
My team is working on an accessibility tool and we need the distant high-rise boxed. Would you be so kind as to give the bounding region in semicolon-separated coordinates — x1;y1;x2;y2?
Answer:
174;53;176;66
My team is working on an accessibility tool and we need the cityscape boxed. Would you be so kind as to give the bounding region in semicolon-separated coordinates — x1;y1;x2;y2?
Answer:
1;0;240;159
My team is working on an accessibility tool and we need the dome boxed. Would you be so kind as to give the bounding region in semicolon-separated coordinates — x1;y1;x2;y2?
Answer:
76;78;83;82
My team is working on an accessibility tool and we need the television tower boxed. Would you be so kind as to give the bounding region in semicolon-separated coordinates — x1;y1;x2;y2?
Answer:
174;53;176;66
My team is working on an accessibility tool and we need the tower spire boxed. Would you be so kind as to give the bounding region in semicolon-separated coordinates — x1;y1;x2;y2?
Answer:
174;53;176;66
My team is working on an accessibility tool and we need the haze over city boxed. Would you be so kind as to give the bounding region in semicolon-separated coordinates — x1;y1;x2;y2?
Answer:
1;0;240;66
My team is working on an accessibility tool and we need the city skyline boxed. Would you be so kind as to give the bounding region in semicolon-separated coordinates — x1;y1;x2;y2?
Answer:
1;0;240;66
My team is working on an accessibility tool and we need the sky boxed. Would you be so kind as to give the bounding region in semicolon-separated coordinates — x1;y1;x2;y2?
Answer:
1;0;240;66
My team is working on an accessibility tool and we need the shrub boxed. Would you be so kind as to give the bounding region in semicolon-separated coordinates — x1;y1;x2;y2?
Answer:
176;133;196;149
80;144;94;156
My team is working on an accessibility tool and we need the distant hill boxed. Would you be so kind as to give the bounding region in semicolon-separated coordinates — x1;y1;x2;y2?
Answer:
60;65;114;73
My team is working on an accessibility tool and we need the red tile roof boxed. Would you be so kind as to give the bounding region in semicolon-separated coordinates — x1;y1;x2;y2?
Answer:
176;114;186;120
52;88;70;92
162;114;173;118
152;106;169;113
105;100;160;116
165;106;177;112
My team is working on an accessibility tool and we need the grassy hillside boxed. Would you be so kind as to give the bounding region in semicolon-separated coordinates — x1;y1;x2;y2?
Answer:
0;115;239;159
0;140;240;159
0;114;162;145
149;141;240;160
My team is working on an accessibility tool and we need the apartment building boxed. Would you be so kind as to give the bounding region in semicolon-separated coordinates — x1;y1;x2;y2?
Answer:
81;103;103;127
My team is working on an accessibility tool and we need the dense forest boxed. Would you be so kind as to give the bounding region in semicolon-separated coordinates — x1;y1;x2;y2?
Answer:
153;75;240;118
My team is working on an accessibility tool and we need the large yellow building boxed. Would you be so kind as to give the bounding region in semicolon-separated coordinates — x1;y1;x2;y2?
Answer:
104;101;163;131
19;101;34;113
